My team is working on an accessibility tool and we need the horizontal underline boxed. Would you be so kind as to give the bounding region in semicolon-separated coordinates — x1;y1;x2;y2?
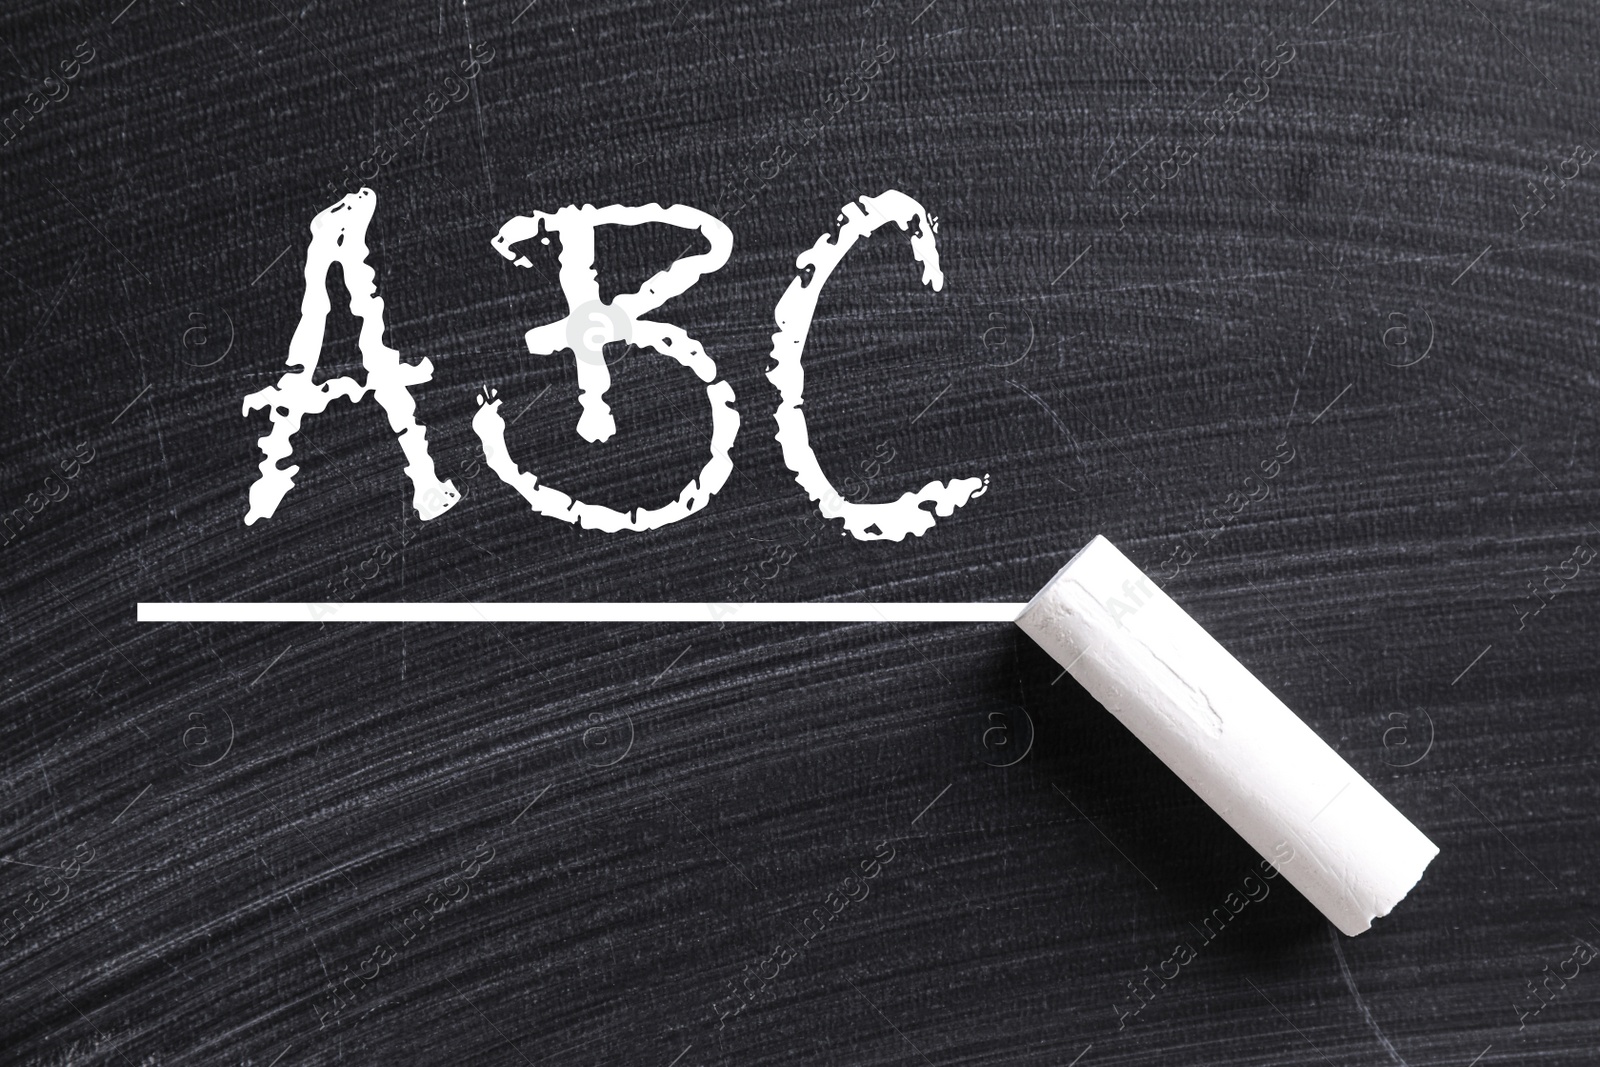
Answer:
137;602;1029;624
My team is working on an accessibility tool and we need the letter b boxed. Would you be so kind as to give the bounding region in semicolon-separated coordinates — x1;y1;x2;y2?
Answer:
473;203;739;532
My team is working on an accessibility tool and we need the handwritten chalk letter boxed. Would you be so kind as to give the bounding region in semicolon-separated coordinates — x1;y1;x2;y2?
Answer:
768;191;987;541
474;204;739;532
242;189;459;525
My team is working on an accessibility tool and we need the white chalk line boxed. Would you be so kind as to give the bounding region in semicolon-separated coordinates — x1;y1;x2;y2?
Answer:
138;602;1029;624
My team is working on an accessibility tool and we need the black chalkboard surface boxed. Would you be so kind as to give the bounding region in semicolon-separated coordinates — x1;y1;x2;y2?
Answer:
2;1;1598;1064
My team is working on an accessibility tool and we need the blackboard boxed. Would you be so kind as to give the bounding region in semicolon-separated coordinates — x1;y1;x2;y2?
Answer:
2;0;1597;1064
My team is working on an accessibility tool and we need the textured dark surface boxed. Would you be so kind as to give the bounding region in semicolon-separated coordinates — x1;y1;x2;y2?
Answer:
2;0;1598;1064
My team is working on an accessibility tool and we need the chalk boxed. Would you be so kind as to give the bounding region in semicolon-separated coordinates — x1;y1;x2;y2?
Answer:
1016;535;1438;936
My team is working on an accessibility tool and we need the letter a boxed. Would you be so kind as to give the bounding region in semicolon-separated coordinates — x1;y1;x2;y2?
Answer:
242;188;459;524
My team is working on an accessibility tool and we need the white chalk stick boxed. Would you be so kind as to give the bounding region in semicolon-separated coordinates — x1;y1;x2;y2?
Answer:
1016;535;1438;936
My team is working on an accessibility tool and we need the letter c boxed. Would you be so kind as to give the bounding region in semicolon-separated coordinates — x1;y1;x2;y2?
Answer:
768;191;987;540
